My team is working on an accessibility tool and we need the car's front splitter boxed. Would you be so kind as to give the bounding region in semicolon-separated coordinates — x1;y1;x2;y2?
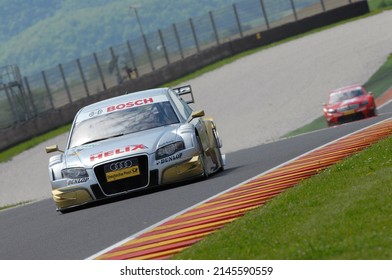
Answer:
52;187;93;210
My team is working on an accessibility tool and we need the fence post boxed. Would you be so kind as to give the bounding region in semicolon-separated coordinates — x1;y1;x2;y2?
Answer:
126;41;138;75
259;0;270;29
233;3;243;38
93;52;107;91
3;85;19;123
289;0;298;21
209;11;220;45
42;70;54;109
23;76;38;116
18;84;31;121
189;18;200;53
158;29;170;65
76;58;90;97
59;64;72;103
109;47;122;85
172;24;184;59
320;0;326;12
142;34;155;71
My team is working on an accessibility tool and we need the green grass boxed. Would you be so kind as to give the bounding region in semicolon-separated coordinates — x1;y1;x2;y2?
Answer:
369;0;392;11
283;116;327;138
364;52;392;96
173;135;392;259
0;201;32;212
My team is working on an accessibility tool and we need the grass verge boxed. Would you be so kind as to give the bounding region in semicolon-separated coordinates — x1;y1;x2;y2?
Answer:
173;135;392;259
369;0;392;10
0;201;32;212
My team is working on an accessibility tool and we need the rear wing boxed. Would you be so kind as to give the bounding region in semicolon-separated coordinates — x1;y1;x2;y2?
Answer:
172;85;195;104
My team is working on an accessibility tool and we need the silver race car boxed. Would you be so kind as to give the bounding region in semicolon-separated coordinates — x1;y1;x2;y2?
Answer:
46;85;224;212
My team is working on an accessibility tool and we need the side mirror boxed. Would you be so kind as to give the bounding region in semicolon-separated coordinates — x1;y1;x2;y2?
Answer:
191;110;205;119
189;110;205;122
45;145;63;154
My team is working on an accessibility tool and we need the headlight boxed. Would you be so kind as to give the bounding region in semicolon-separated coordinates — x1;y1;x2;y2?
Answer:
327;108;336;113
62;168;89;179
156;141;185;160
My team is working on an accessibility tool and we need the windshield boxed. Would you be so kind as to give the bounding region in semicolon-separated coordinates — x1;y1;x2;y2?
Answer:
69;101;179;148
329;89;363;104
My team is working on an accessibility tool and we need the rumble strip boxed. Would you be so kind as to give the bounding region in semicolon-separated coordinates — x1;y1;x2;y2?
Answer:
88;117;392;260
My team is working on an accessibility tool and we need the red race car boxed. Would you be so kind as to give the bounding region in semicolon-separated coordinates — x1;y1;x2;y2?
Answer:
323;84;377;127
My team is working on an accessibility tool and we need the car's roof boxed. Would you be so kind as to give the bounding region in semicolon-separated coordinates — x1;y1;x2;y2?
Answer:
330;84;362;94
75;87;171;122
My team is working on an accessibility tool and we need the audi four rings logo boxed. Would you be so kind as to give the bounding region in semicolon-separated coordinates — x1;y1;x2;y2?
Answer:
109;160;133;171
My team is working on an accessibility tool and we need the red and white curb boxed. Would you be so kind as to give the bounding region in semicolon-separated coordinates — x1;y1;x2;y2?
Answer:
88;116;392;260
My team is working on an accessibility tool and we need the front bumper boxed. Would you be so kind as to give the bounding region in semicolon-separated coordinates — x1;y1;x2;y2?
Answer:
52;154;203;211
161;155;203;184
325;105;376;126
52;187;93;210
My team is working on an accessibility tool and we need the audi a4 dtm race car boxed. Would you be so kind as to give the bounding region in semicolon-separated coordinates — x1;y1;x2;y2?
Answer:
46;85;225;212
322;84;377;127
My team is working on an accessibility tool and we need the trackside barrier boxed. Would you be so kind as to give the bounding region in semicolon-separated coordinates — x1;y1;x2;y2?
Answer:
0;0;368;151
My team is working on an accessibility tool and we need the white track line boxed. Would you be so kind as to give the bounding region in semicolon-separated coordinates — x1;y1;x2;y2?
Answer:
86;116;392;260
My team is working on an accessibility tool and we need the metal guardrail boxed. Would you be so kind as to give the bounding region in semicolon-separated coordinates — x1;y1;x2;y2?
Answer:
0;0;361;129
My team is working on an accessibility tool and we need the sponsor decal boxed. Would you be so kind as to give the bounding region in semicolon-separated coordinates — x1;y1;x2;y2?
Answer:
80;96;169;121
106;166;140;182
107;98;154;112
67;177;89;185
156;152;183;165
70;143;101;155
80;143;100;149
89;109;103;118
90;144;147;162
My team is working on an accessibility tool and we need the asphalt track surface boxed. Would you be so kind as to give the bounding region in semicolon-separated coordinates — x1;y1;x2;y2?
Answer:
1;106;391;260
1;10;392;207
0;11;392;259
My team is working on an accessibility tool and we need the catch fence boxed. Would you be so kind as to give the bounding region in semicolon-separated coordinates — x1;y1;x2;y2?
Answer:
0;0;362;129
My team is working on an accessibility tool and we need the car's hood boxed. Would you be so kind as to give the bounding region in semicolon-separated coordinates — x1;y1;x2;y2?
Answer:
326;95;367;110
64;124;182;168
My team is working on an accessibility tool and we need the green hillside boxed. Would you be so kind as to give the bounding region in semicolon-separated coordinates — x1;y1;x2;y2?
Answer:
2;1;384;78
0;0;234;75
